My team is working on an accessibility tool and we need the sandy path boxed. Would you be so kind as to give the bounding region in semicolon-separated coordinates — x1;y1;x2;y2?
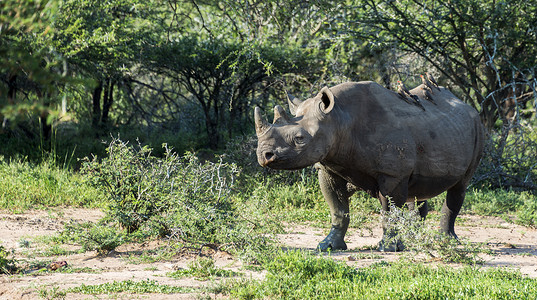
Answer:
1;209;536;299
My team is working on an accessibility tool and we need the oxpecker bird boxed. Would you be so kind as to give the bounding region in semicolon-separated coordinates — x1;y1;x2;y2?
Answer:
397;80;425;111
426;72;440;89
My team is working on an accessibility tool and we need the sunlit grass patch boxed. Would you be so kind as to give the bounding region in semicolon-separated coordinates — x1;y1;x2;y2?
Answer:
0;157;105;212
227;250;537;299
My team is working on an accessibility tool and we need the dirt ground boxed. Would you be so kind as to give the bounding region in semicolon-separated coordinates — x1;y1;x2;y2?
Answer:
1;208;536;299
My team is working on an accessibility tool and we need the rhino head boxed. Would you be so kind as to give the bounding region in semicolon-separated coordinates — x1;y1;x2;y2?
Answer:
254;87;337;170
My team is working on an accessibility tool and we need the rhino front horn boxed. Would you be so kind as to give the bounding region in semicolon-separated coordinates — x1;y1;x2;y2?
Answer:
254;107;271;137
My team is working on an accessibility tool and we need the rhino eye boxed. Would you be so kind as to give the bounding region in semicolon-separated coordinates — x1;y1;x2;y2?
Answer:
294;135;306;145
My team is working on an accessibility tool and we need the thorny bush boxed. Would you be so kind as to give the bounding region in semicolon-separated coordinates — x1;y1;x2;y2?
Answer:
80;137;272;256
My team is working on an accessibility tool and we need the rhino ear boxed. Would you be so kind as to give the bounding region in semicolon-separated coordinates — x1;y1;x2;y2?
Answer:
318;86;335;115
286;91;302;116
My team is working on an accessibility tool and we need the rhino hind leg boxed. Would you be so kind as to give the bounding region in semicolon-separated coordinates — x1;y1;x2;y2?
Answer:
378;177;409;252
317;168;352;251
440;181;466;239
406;200;429;220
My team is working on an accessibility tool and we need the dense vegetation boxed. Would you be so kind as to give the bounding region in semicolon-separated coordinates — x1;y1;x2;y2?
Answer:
1;0;536;188
1;0;537;298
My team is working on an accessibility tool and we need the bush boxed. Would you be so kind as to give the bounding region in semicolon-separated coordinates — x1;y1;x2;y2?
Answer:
516;197;537;227
81;137;273;256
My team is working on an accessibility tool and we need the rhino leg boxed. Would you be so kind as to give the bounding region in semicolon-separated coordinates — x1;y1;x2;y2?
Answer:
440;181;466;239
378;176;409;252
407;200;429;220
317;168;352;251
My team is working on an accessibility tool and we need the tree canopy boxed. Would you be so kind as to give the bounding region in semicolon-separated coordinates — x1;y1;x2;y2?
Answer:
1;0;536;188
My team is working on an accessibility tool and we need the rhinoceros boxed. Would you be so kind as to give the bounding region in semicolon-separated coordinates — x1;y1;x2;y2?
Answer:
254;81;484;251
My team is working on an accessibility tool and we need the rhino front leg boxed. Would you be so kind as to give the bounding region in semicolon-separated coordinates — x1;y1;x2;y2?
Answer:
317;168;351;251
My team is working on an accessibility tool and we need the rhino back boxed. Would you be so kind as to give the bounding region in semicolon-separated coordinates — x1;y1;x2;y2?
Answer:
325;81;483;195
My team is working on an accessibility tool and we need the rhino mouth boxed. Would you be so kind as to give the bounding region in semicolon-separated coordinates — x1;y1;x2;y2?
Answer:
258;151;277;167
257;150;312;170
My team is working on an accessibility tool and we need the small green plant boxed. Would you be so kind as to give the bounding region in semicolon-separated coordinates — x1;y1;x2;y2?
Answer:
516;196;537;227
38;286;66;300
59;221;127;255
168;257;238;280
0;245;17;274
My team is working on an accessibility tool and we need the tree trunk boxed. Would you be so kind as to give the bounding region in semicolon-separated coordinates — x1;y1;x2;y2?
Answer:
1;75;17;130
92;81;103;128
102;79;114;125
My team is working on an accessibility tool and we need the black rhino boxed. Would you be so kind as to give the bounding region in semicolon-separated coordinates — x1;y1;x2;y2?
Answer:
254;81;484;251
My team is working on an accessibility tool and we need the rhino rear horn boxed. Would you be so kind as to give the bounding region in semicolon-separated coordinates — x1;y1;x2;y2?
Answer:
273;105;290;124
286;91;302;116
254;107;271;137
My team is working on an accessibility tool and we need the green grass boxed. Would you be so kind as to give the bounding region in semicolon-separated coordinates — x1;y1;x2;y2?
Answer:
0;157;106;212
67;279;194;294
227;250;537;299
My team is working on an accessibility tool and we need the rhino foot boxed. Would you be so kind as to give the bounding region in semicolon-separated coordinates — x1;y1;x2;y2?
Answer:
317;227;347;251
378;238;405;252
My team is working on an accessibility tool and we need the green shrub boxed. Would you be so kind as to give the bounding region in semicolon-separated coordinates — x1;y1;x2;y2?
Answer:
68;279;191;294
81;138;179;233
81;137;273;257
463;188;526;215
516;197;537;227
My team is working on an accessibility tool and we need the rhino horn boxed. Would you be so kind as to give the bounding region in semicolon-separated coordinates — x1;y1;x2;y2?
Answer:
286;91;302;116
273;105;290;124
254;107;271;137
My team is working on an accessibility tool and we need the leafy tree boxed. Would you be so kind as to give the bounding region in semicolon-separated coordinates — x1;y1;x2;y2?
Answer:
0;0;64;137
50;0;159;128
353;0;537;129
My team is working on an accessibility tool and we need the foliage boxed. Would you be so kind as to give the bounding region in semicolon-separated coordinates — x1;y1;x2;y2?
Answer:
354;0;537;129
228;250;537;299
81;138;181;233
81;137;274;257
0;245;17;274
473;122;537;190
0;0;67;129
516;198;537;228
38;286;67;300
463;188;531;215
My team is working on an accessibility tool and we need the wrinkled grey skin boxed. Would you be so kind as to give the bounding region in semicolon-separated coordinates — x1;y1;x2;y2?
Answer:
255;81;484;252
